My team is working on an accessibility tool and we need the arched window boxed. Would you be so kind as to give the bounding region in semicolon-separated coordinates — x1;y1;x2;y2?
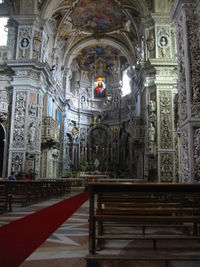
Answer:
122;69;131;96
0;17;8;46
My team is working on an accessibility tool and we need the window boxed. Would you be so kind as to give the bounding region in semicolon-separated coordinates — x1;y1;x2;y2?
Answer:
0;17;8;46
122;69;131;96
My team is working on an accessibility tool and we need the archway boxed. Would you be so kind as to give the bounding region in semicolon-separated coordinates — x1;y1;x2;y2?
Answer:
0;124;5;177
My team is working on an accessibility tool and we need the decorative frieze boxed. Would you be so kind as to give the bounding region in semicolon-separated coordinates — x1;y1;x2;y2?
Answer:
13;92;27;148
159;91;173;149
156;67;177;78
15;69;40;80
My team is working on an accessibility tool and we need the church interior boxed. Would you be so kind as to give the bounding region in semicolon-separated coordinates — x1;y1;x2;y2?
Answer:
0;0;200;266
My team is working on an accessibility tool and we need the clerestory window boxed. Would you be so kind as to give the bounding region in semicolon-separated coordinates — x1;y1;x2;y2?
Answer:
0;17;8;46
121;68;131;97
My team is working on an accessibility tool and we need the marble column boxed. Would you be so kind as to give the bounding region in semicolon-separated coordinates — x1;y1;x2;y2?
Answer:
171;0;200;182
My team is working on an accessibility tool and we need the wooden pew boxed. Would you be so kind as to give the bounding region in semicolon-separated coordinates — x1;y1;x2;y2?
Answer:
86;182;200;266
86;252;200;267
0;179;71;211
0;182;11;213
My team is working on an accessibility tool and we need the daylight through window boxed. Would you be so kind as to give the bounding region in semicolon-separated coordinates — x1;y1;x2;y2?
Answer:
0;17;8;46
122;69;131;96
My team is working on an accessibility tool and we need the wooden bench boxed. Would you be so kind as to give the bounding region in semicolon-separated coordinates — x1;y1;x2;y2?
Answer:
0;183;11;213
86;251;200;267
0;179;71;211
86;182;200;266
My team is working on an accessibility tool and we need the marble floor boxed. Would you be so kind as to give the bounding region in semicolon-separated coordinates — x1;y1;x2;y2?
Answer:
0;190;200;267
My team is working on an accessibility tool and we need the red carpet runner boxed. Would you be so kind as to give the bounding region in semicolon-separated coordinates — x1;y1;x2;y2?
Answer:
0;192;88;267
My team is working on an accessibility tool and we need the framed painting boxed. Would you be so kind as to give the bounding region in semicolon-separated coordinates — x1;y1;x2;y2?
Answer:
94;76;106;98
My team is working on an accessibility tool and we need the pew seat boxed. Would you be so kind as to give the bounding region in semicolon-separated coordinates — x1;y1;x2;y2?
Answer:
86;250;200;267
87;182;200;266
0;179;71;211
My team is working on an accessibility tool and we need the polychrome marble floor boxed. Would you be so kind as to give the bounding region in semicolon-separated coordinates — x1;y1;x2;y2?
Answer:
0;190;200;267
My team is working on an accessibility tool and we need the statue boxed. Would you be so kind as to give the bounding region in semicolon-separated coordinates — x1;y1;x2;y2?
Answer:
149;100;156;112
29;122;36;143
193;84;200;103
149;122;155;142
94;158;100;171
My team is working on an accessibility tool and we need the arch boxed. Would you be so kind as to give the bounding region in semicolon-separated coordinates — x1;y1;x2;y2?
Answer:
41;0;65;19
41;0;150;21
64;36;136;69
129;0;150;17
0;123;6;177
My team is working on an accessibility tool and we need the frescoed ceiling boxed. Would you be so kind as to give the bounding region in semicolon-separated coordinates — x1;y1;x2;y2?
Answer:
75;45;126;72
40;0;150;68
71;0;125;33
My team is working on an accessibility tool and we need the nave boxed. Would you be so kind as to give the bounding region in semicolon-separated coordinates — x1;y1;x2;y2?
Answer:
0;189;200;267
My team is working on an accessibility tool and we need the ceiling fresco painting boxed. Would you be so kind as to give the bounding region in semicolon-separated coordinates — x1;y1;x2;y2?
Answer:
75;45;126;72
71;0;125;33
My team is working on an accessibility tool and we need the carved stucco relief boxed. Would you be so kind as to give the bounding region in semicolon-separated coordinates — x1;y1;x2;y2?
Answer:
146;28;155;58
33;30;42;61
0;90;9;121
186;9;200;118
159;91;173;149
194;127;200;181
171;27;177;60
148;98;156;155
181;127;190;182
156;25;171;59
27;92;38;151
174;132;180;182
17;27;32;59
176;16;187;123
11;152;24;174
15;69;40;80
160;153;174;182
13;92;27;148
